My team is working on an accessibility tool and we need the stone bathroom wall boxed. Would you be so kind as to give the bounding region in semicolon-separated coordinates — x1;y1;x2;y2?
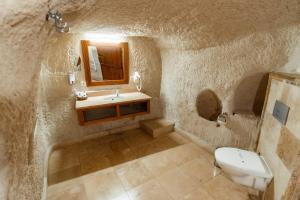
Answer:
0;0;300;199
0;131;10;200
38;33;162;147
258;75;300;200
159;27;300;150
0;1;105;200
0;2;49;200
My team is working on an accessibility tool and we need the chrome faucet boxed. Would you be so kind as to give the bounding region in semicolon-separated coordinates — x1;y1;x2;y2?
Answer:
115;89;120;97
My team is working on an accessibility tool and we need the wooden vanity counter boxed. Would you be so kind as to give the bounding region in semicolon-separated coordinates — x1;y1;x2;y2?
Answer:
76;92;151;126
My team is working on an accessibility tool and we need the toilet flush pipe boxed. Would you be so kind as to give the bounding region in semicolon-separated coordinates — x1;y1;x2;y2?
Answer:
216;112;228;127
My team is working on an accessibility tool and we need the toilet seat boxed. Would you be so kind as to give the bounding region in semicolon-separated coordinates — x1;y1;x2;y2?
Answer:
215;147;272;178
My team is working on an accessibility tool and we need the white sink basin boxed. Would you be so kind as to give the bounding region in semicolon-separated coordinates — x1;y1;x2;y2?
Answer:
76;92;151;109
104;95;124;101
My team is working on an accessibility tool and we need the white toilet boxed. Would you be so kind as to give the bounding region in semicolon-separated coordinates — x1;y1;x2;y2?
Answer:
215;147;273;191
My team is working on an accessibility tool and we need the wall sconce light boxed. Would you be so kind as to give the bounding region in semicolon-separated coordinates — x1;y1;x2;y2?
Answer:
133;71;142;92
83;33;124;43
68;72;76;85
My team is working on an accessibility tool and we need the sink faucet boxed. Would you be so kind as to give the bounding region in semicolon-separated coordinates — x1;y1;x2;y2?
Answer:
115;89;120;97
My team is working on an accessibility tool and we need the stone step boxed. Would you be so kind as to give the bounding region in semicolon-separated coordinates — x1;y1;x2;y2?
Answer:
140;118;175;138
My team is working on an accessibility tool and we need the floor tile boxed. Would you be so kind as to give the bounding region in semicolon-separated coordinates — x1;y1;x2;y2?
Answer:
111;193;131;200
123;129;154;148
131;134;181;159
132;142;162;158
107;148;136;166
48;129;187;184
47;183;87;200
80;139;101;151
195;146;215;164
110;138;130;151
98;133;125;145
179;158;214;183
114;160;153;191
85;142;114;157
165;143;213;166
47;133;254;200
140;150;177;176
128;179;172;200
48;148;80;174
151;135;181;150
181;187;214;200
83;168;126;200
167;132;191;144
203;175;250;200
48;165;82;185
47;175;84;195
80;153;111;175
157;167;201;199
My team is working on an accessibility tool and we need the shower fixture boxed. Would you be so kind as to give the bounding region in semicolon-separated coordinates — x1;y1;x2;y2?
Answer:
46;11;69;33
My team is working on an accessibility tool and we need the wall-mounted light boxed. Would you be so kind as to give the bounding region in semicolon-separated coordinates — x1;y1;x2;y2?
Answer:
68;72;76;85
133;71;142;92
82;33;125;43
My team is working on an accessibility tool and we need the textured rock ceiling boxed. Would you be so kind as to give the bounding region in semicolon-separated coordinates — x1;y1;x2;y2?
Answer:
52;0;300;48
2;0;299;50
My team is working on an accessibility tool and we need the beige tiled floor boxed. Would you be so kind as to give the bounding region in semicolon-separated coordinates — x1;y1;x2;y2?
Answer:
47;130;255;200
48;129;189;185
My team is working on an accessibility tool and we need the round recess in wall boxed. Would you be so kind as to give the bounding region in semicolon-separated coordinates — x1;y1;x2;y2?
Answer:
196;89;222;121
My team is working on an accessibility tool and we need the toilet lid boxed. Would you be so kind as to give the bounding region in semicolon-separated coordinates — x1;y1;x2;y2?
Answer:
215;147;272;178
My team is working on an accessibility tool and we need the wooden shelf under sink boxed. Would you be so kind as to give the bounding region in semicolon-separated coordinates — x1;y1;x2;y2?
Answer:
76;92;151;126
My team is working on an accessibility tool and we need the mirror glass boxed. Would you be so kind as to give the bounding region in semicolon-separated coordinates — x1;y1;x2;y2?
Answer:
81;40;129;86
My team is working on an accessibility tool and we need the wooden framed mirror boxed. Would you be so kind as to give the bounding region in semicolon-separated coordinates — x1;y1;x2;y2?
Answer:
81;40;129;86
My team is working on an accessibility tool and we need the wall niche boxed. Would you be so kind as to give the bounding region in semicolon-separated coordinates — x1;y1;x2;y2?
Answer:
196;89;222;121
